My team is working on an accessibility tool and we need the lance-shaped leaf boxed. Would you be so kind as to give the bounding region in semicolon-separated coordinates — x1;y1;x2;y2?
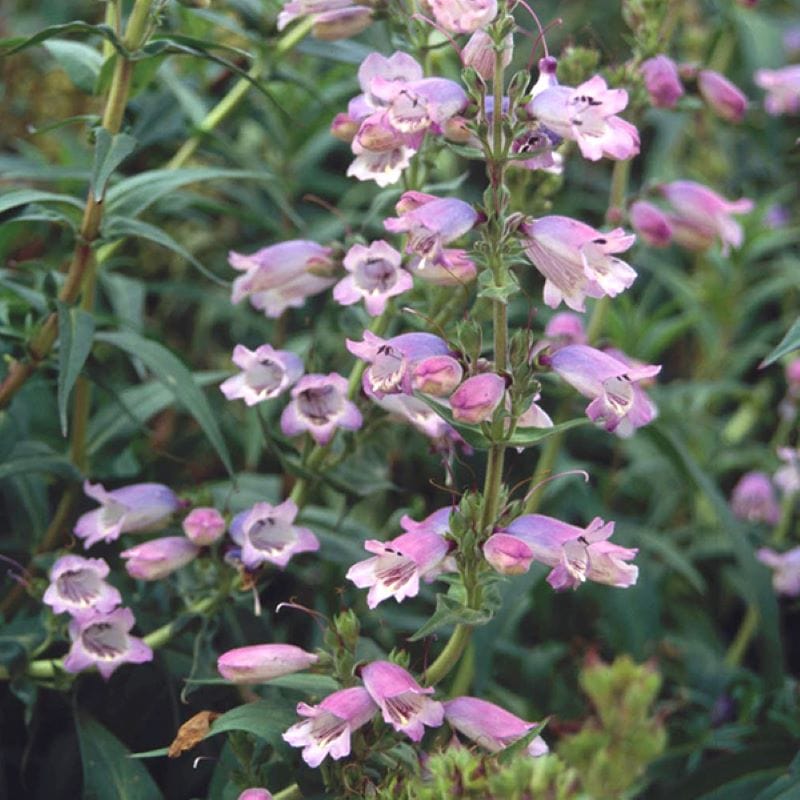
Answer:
57;302;95;436
90;129;137;202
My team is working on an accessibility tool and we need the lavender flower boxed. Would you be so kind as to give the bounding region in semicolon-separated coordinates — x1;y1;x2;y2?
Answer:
346;529;450;608
43;555;121;617
282;686;377;767
217;644;319;683
629;200;673;247
640;55;685;108
63;607;153;679
229;500;319;570
485;514;639;590
121;536;200;581
544;312;587;346
520;216;637;312
220;344;303;406
754;66;800;116
698;69;748;122
333;241;412;316
74;481;181;549
280;373;363;445
229;240;335;317
444;696;548;756
182;507;226;545
730;472;781;525
449;373;505;423
362;660;444;741
429;0;498;34
757;547;800;596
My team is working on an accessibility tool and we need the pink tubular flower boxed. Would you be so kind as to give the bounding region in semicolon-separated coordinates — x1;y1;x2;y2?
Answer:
629;200;673;247
229;500;319;570
384;193;478;270
282;686;377;767
545;312;587;346
429;0;497;33
346;331;453;398
754;66;800;116
697;69;748;122
520;216;637;312
547;344;660;436
220;344;304;406
449;373;505;423
640;55;685;108
63;607;153;679
238;790;273;800
731;472;781;525
444;697;548;756
280;373;363;445
774;447;800;496
43;555;121;617
400;506;453;537
485;514;639;590
346;529;450;608
757;547;800;596
408;248;477;285
217;644;319;683
229;240;335;317
660;180;753;255
333;241;412;316
529;74;640;161
182;507;226;545
120;537;200;581
362;661;444;741
278;0;372;40
74;481;181;549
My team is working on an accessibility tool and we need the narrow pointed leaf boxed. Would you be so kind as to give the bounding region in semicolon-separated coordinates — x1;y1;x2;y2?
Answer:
760;317;800;367
57;302;95;436
90;129;137;201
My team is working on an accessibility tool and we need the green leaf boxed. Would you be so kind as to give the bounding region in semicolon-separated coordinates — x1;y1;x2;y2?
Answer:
0;189;83;215
208;700;297;747
760;317;800;367
754;752;800;799
57;303;95;436
184;674;340;694
42;39;103;93
90;129;137;202
76;712;163;800
105;168;274;219
101;217;228;286
507;418;589;448
0;442;79;481
95;331;233;475
408;594;493;642
0;22;124;57
129;747;169;760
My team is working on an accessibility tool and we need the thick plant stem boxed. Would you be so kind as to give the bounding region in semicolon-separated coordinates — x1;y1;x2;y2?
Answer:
423;623;472;686
274;784;303;800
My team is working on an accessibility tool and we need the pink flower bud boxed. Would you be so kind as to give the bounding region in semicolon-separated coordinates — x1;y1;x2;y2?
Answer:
412;355;463;396
640;55;684;108
121;536;200;581
442;116;473;144
182;507;226;545
330;112;359;142
698;69;748;122
629;200;673;247
217;644;319;684
462;30;512;80
730;472;780;525
544;312;587;346
238;790;273;800
483;533;534;575
449;373;505;423
312;6;373;41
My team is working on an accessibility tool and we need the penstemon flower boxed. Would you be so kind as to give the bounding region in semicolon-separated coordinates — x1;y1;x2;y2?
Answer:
546;344;660;436
220;344;304;406
629;200;674;247
659;180;753;255
43;555;121;617
757;547;800;596
443;696;549;756
640;55;685;109
282;686;378;767
754;65;800;115
520;216;637;312
229;500;319;570
74;481;181;549
332;240;412;316
544;311;587;347
697;69;748;123
484;515;639;590
238;790;273;800
528;73;640;161
229;240;335;317
346;528;451;608
730;472;781;525
182;507;226;545
429;0;498;34
280;373;363;445
63;607;153;679
217;644;319;683
361;661;444;741
449;373;505;423
120;536;200;581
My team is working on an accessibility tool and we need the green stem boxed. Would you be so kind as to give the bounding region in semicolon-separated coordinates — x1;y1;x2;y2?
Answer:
274;784;303;800
772;492;795;545
423;624;472;686
724;605;759;667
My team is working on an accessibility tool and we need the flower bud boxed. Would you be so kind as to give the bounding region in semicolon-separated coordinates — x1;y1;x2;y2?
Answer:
313;7;373;41
238;790;273;800
412;355;463;397
640;55;684;108
698;69;747;122
330;112;359;143
449;373;505;423
462;30;512;80
121;537;200;581
442;115;474;144
483;532;534;575
182;507;226;545
217;644;319;684
629;200;673;247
